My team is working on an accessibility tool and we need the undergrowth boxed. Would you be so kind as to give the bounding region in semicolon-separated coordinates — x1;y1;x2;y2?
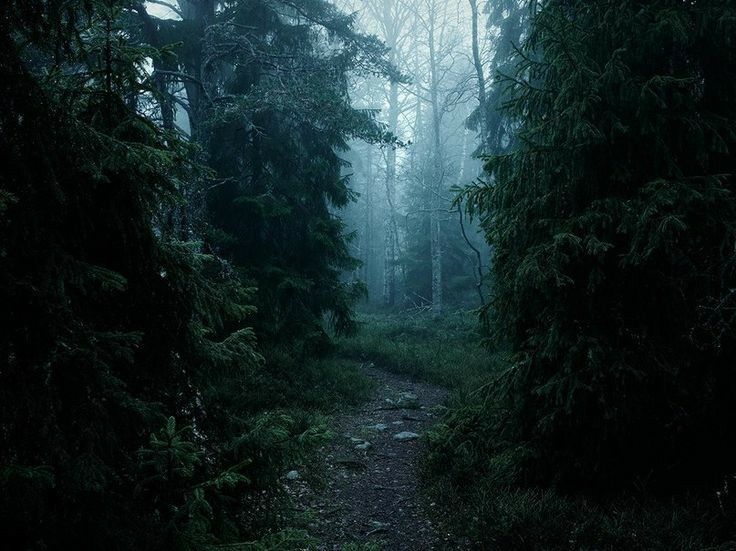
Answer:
425;473;733;550
425;416;736;550
224;349;376;548
336;310;493;390
254;348;376;412
423;366;736;550
337;311;736;550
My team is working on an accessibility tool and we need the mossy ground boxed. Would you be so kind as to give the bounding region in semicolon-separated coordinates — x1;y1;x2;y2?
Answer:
336;310;493;391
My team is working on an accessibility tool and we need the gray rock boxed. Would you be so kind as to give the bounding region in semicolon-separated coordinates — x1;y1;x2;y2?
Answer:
354;442;372;451
369;520;390;533
286;470;301;481
392;420;404;426
396;392;420;409
365;423;388;431
384;393;421;409
393;431;421;441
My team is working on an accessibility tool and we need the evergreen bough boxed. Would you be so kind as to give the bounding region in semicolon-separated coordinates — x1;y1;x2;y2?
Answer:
462;0;736;488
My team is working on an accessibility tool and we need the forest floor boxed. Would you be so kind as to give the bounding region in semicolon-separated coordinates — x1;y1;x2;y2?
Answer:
286;365;470;550
279;313;733;550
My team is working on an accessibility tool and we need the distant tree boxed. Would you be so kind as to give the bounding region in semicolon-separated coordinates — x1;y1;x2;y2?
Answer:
467;0;530;156
403;0;476;316
338;0;418;307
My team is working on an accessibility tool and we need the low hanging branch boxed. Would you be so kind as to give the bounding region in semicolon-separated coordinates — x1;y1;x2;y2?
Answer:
456;198;486;307
404;201;486;308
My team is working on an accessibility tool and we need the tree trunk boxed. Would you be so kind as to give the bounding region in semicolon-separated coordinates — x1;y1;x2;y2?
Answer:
469;0;488;152
363;145;376;298
428;3;443;318
383;78;399;307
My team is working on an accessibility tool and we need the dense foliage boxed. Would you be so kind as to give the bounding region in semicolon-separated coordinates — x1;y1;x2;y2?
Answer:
0;1;392;549
460;0;736;489
131;0;395;344
201;0;391;342
467;0;529;156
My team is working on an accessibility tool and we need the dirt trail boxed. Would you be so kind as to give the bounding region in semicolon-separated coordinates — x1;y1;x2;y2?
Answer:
287;366;469;550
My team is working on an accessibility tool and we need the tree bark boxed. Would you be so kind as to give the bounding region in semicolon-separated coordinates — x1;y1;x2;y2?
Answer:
383;77;399;307
381;0;403;307
363;145;376;296
427;1;443;318
469;0;489;152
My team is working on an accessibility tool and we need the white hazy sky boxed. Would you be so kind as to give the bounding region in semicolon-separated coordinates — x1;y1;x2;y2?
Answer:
145;2;181;20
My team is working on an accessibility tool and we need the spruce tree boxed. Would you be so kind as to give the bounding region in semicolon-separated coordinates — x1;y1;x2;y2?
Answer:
132;0;396;350
1;1;400;548
0;2;282;548
464;0;736;488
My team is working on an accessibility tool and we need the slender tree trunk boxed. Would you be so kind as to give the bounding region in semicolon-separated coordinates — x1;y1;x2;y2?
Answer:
383;78;399;307
382;5;401;307
428;5;443;318
363;145;375;298
454;116;485;306
469;0;488;152
430;199;442;317
410;48;423;174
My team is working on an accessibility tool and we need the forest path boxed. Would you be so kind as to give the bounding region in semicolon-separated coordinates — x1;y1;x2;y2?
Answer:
287;365;468;550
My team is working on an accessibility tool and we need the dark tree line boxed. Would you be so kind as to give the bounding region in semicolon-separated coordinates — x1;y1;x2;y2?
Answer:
459;0;736;490
0;1;393;548
420;2;736;547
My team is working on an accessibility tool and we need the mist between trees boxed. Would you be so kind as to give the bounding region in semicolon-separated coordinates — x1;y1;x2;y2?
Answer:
1;0;736;549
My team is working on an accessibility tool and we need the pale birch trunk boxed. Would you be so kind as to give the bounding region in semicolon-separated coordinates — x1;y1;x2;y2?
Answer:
363;146;378;298
469;0;488;152
383;78;399;307
428;3;443;318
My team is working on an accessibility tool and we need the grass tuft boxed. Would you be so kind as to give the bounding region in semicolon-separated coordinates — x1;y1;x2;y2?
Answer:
336;311;494;390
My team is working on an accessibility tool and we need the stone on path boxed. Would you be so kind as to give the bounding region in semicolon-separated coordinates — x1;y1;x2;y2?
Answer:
393;431;421;441
397;392;420;409
385;391;421;410
368;520;390;535
365;423;388;431
355;441;372;451
286;470;300;481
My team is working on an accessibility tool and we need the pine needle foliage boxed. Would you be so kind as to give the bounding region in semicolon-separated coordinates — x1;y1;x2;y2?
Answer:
461;0;736;488
0;2;315;548
129;0;397;350
1;0;393;547
467;0;532;156
198;0;395;345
